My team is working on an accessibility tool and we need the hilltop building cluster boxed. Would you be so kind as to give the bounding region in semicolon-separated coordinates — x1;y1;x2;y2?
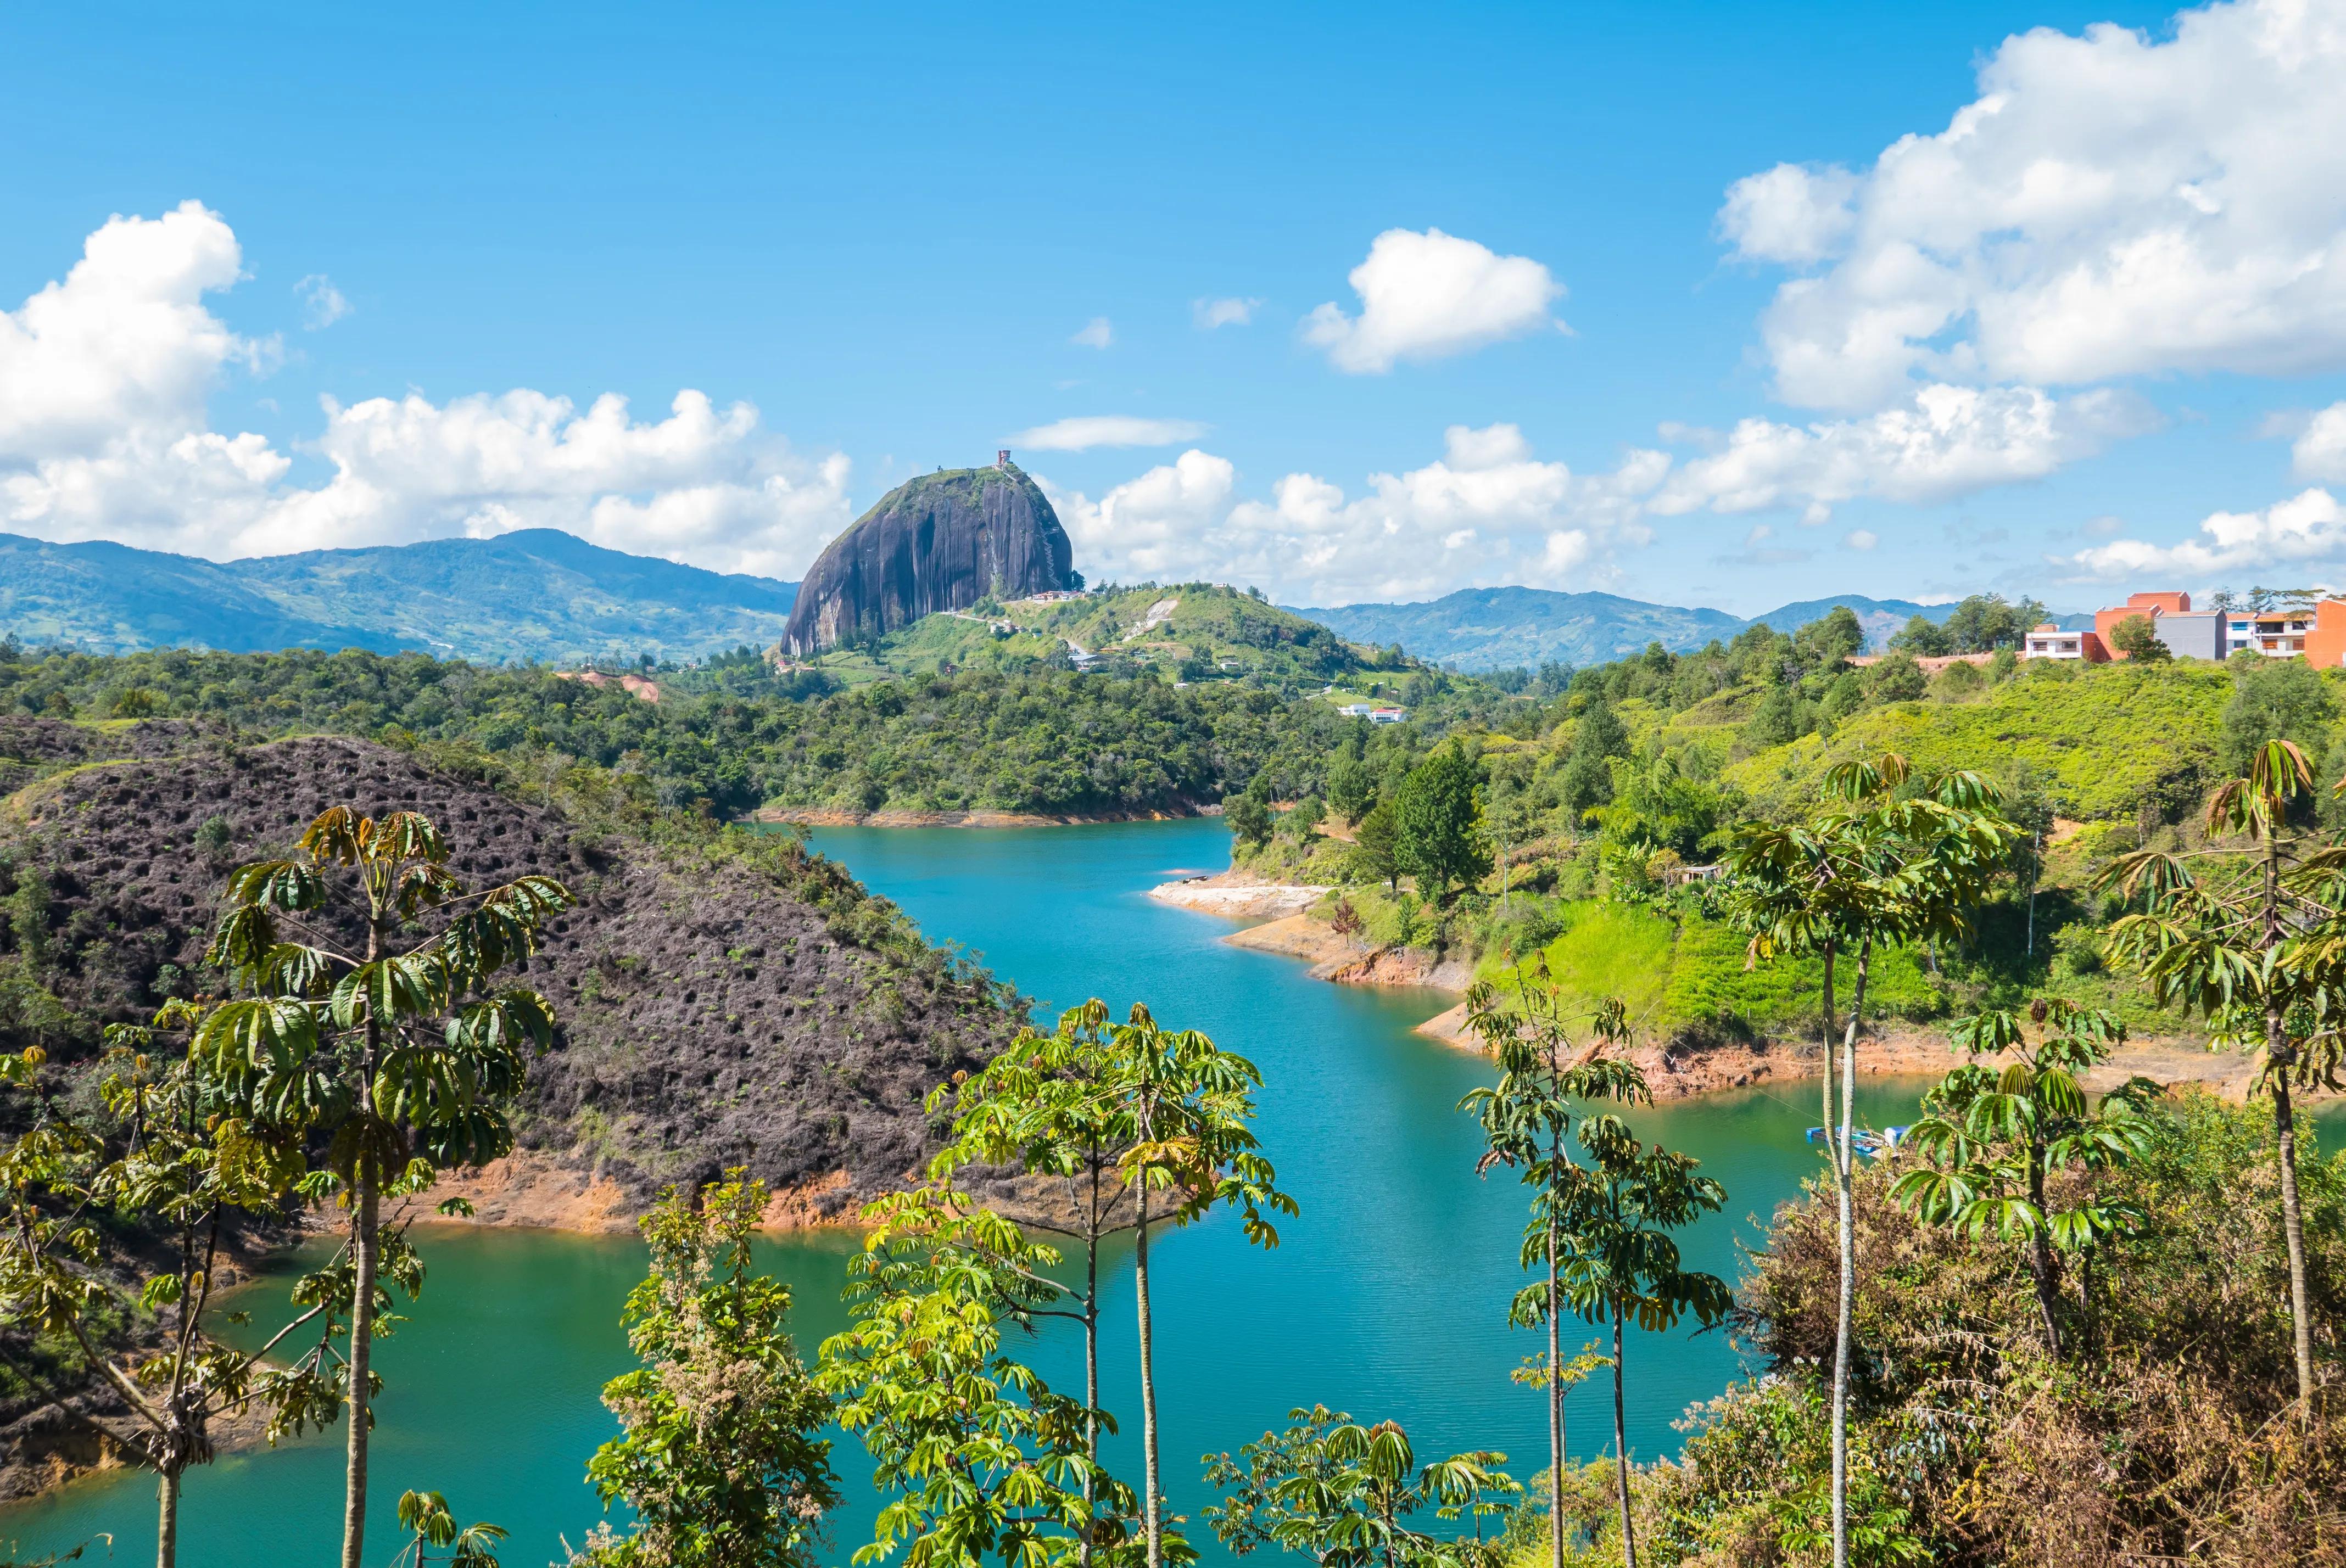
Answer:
2021;591;2346;665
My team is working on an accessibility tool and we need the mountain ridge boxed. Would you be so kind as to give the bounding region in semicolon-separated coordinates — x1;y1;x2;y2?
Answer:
1289;586;1963;670
0;529;799;663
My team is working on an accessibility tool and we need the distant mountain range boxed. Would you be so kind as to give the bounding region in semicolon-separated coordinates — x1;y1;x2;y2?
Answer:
1289;587;1959;670
0;530;798;663
0;523;2064;677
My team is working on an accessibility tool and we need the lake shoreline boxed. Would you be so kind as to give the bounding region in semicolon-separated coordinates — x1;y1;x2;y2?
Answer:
753;803;1216;828
1146;875;2298;1107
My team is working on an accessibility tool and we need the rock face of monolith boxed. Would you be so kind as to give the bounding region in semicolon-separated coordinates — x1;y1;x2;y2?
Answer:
779;461;1074;654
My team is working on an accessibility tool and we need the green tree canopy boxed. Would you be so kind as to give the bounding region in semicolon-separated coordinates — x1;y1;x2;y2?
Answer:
580;1173;837;1568
1394;742;1490;903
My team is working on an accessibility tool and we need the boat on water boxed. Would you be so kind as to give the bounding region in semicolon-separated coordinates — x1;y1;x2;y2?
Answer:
1806;1124;1911;1157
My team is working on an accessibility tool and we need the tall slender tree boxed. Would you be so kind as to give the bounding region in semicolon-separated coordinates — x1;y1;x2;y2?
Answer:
929;1000;1141;1567
0;1022;348;1568
1722;755;2017;1568
1456;966;1644;1568
198;806;570;1568
820;1190;1135;1568
2101;738;2346;1405
1892;999;2157;1359
1551;1115;1731;1568
1108;1004;1295;1568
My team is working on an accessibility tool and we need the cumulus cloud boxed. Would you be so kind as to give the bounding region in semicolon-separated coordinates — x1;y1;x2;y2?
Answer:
1042;388;2156;600
2064;486;2346;578
1303;228;1566;373
295;274;350;330
1043;423;1660;603
1070;317;1114;349
1192;297;1261;329
1008;416;1211;452
1722;0;2346;410
0;203;851;576
2292;399;2346;479
1649;384;2159;523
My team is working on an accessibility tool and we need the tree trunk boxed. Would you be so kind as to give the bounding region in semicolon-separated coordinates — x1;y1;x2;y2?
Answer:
1819;940;1840;1196
1548;1209;1565;1568
1082;1164;1101;1568
2270;1057;2317;1406
344;916;385;1568
157;1465;180;1568
1135;1179;1161;1568
2261;833;2317;1408
1830;938;1873;1568
342;1174;378;1568
2026;1149;2064;1359
1611;1303;1635;1568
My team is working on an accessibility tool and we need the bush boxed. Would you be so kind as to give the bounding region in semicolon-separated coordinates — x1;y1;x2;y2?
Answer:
1932;659;1984;698
1863;653;1927;703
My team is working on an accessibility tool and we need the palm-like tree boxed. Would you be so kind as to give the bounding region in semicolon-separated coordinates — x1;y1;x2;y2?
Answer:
1457;966;1644;1568
1723;754;2018;1568
928;1000;1141;1566
1891;999;2158;1359
1552;1116;1731;1568
2101;738;2345;1404
1203;1404;1517;1568
198;807;569;1568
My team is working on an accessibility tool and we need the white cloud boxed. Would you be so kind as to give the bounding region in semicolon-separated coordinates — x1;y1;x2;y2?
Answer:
0;203;852;576
2292;399;2346;479
1303;228;1565;374
1043;423;1660;603
295;274;350;330
1843;529;1879;550
1649;383;2159;522
1192;297;1262;329
1008;416;1211;452
1071;317;1114;349
0;199;259;463
2064;486;2346;578
1723;0;2346;409
1718;164;1861;266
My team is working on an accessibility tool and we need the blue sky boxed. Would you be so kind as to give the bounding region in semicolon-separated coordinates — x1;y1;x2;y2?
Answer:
6;0;2346;614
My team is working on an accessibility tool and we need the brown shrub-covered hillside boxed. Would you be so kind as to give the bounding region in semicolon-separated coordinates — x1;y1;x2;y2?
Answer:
0;722;1020;1219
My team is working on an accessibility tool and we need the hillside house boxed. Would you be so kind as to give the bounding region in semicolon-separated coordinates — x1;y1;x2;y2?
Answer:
2093;591;2222;660
2023;624;2109;662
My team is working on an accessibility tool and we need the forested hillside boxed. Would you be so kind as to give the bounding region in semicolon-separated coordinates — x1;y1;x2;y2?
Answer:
0;643;1501;820
803;581;1398;692
1224;598;2333;1049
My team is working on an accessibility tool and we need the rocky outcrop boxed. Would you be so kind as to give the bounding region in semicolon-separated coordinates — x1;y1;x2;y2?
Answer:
780;461;1074;655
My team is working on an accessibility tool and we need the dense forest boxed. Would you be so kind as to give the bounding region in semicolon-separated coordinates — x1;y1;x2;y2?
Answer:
0;641;1502;820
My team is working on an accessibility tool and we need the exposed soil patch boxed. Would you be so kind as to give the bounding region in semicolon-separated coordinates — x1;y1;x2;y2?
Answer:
758;804;1201;828
1150;870;1330;920
1414;1005;2289;1104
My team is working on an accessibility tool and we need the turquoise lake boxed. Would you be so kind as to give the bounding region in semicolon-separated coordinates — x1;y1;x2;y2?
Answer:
13;817;2299;1566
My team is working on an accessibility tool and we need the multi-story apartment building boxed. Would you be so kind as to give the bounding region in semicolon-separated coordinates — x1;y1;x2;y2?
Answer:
2024;590;2343;664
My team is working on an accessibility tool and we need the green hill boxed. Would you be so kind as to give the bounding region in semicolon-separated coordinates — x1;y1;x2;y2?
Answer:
1720;661;2230;823
798;583;1400;692
0;529;799;663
